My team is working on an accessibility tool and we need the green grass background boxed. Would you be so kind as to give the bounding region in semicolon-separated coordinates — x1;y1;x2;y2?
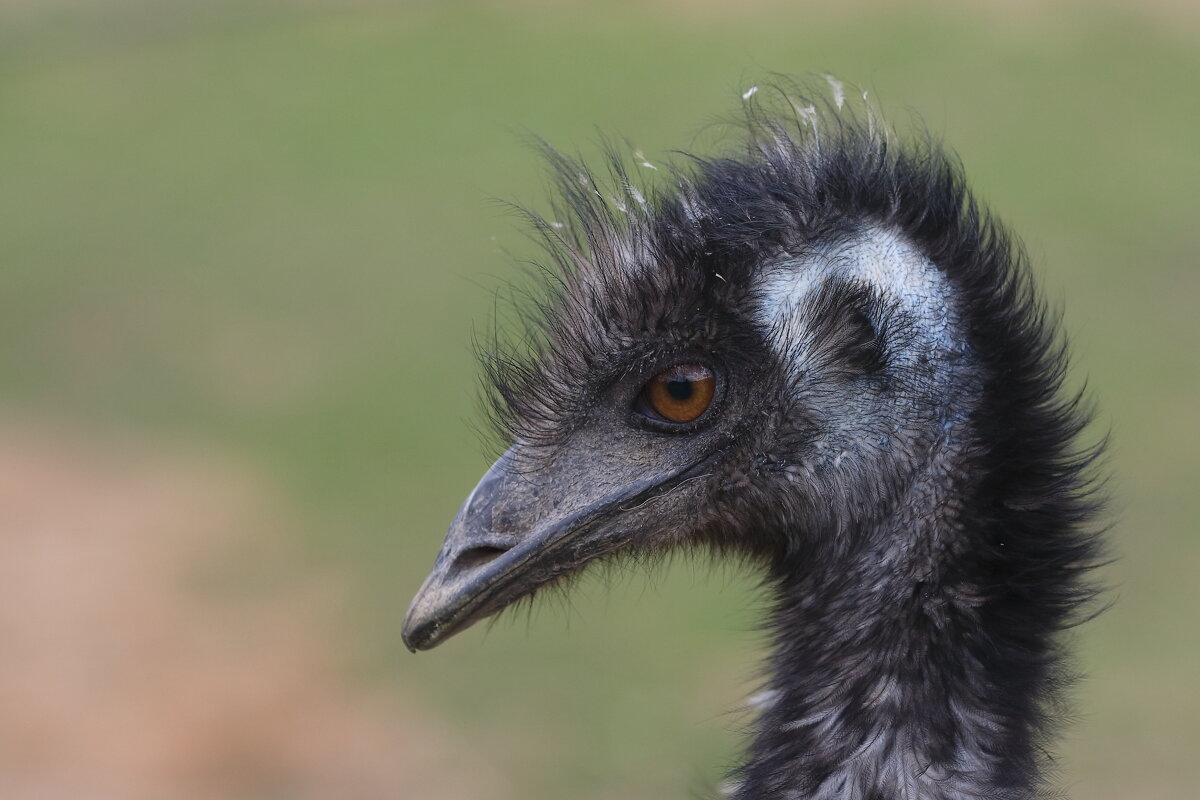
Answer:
2;1;1197;797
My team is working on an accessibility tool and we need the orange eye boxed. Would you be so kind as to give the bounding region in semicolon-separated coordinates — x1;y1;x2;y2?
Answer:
640;364;716;424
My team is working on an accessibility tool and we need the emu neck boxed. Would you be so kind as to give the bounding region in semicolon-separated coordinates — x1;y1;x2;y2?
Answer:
735;506;1048;799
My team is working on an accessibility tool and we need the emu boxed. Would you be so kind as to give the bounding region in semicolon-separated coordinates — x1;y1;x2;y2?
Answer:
403;86;1105;799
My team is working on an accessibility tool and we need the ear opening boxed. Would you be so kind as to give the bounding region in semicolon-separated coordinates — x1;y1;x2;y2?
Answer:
801;278;888;377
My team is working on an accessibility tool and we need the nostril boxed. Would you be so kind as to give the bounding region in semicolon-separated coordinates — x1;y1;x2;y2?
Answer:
454;545;510;571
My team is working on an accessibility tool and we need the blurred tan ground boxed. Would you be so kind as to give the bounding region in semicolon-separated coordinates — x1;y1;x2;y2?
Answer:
0;417;506;800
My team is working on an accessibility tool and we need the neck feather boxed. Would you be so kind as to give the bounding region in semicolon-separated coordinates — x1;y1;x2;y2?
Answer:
731;451;1097;800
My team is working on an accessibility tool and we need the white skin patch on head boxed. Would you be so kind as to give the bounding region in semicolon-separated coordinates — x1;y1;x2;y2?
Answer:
755;227;962;369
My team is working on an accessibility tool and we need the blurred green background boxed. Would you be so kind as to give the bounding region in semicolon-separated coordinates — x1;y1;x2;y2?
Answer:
1;1;1197;798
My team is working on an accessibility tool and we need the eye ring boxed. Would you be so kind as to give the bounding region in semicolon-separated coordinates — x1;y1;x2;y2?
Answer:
635;363;717;426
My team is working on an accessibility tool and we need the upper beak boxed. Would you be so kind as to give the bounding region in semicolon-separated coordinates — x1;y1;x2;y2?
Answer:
402;444;711;651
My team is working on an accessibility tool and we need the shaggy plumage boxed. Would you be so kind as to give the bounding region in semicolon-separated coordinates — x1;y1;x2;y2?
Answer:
405;83;1107;800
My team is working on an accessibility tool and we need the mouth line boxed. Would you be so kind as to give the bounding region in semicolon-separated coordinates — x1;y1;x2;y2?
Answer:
403;451;718;651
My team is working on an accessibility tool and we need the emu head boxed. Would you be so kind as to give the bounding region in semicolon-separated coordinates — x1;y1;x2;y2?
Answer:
403;108;1032;653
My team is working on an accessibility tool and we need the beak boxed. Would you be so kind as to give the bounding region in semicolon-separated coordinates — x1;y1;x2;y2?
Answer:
402;444;712;651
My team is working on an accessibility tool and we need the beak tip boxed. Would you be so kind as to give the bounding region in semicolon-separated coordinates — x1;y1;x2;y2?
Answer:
401;626;429;654
402;611;429;654
402;620;449;653
402;592;451;653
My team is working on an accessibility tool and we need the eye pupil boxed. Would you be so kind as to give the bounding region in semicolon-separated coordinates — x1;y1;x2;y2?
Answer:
666;380;693;401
